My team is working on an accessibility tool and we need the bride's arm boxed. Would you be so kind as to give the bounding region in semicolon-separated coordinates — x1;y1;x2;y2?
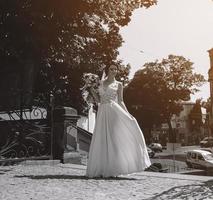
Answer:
89;87;100;103
117;82;130;113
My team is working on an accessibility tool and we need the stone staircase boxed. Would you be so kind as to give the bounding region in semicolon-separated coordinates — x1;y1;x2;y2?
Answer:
63;151;88;165
18;151;88;166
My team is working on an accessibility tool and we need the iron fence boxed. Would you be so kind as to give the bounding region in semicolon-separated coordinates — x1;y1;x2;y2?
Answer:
0;94;54;165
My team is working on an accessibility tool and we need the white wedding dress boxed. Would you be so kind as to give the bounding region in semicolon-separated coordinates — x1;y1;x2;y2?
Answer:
86;80;151;178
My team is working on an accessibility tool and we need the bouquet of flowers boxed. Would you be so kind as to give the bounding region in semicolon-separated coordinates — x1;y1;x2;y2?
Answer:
81;73;100;105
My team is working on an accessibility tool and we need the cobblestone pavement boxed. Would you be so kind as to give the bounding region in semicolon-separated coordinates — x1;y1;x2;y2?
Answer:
0;162;213;200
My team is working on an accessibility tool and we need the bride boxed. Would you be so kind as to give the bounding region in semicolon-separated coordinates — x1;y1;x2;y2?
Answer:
86;64;151;178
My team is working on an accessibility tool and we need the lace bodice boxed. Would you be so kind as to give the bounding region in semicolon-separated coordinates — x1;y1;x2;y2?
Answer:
99;80;119;104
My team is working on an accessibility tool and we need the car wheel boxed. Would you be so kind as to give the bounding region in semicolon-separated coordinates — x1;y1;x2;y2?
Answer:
186;162;192;168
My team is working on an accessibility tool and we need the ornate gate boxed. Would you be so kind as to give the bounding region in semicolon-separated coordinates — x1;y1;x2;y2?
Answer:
0;65;53;165
0;95;54;165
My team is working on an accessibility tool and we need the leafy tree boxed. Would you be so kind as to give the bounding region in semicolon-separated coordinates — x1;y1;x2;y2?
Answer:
0;0;156;113
201;98;211;113
125;55;206;142
201;97;213;135
188;99;205;144
188;99;203;130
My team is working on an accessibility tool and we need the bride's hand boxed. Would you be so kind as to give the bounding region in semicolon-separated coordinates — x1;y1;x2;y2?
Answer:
89;86;95;92
89;87;100;103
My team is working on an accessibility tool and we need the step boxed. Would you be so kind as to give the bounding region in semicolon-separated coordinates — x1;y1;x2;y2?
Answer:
63;152;88;165
21;159;60;165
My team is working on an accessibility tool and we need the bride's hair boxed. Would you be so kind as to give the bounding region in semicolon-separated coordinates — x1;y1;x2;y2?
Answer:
101;64;117;80
104;67;109;76
104;64;117;76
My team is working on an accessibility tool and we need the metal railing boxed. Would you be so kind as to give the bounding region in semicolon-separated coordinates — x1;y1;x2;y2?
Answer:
0;107;53;165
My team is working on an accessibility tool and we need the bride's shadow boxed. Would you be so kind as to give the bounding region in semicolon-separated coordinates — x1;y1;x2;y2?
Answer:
14;174;137;180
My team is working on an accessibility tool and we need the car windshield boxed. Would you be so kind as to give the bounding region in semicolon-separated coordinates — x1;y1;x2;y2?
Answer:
203;153;213;160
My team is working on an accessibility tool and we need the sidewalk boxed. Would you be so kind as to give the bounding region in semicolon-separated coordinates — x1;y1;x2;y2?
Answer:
0;161;213;200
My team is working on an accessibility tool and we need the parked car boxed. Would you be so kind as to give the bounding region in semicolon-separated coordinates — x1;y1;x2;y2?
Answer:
147;147;155;158
185;149;213;169
148;143;163;152
200;148;213;153
200;137;213;147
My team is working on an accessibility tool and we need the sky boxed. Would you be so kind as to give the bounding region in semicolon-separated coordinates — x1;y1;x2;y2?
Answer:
118;0;213;102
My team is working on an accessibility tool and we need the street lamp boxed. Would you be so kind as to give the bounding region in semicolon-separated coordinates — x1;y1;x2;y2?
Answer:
171;116;177;172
